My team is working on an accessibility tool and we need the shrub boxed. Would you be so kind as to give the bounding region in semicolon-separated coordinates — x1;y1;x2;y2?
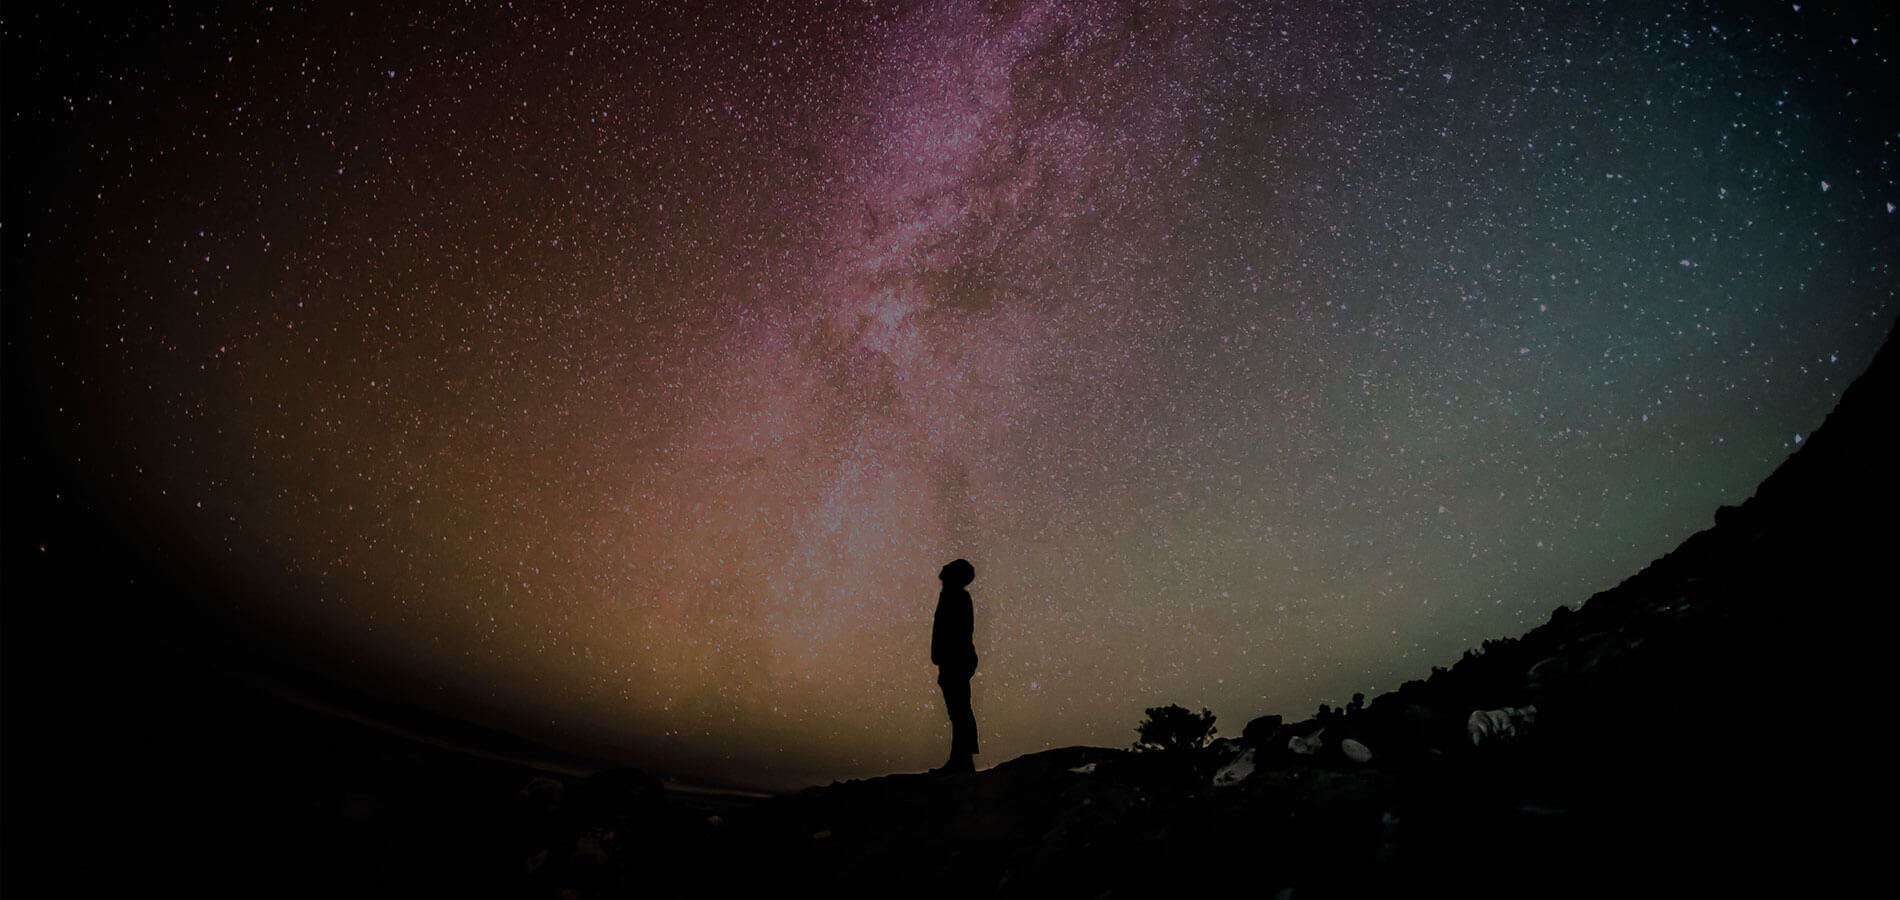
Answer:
1134;704;1217;752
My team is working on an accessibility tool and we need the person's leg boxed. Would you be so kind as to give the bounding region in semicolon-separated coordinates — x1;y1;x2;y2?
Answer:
937;667;976;770
950;674;978;757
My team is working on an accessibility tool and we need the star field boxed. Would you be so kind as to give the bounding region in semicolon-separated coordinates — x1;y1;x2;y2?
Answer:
8;0;1895;787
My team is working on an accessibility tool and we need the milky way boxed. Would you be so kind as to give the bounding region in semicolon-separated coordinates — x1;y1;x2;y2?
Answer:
13;0;1895;787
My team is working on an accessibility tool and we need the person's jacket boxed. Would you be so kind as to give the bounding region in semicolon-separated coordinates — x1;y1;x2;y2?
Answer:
931;588;976;670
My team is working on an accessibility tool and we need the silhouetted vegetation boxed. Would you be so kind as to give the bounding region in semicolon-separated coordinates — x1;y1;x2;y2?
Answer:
1134;704;1217;751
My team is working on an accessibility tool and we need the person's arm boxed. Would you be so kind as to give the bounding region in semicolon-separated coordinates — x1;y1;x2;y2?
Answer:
930;598;946;666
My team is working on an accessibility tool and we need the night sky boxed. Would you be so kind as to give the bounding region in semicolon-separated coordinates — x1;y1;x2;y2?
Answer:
6;1;1895;788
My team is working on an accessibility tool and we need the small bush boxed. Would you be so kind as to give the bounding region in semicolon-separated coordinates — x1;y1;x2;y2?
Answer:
1134;704;1217;752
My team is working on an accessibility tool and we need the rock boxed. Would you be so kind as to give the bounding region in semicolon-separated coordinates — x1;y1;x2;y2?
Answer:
1527;656;1567;685
1341;739;1371;764
1467;705;1537;746
1242;714;1284;746
1288;728;1326;755
1213;747;1256;787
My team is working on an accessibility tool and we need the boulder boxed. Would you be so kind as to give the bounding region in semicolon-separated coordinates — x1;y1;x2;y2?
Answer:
1242;714;1284;746
1213;747;1256;787
1467;706;1537;746
1288;728;1326;755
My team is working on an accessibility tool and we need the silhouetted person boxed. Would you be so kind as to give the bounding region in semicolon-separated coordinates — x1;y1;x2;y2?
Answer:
931;558;978;773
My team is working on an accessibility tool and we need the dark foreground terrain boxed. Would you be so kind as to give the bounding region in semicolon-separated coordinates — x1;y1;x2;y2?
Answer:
6;334;1894;898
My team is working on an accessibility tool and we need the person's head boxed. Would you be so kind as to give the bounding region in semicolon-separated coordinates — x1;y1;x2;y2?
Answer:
939;558;975;588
